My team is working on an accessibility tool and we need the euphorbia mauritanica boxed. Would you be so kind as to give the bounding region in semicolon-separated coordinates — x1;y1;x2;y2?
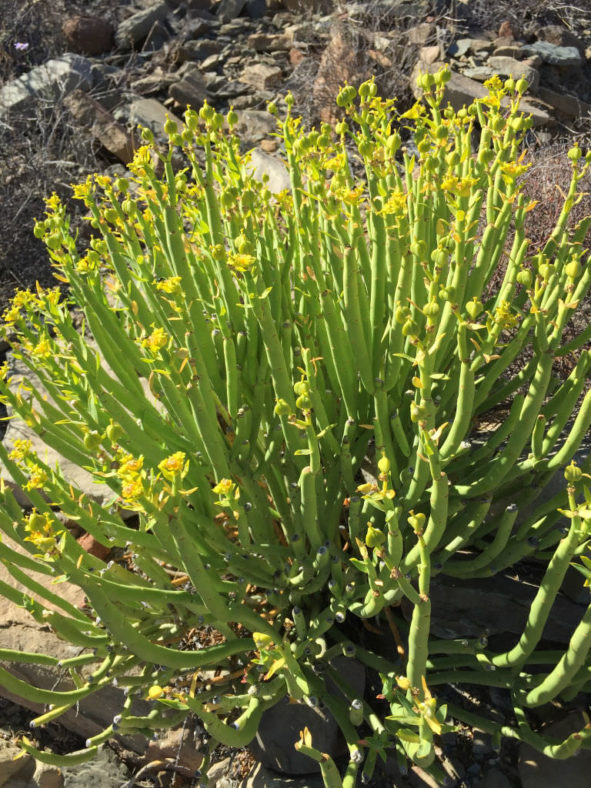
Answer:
0;68;589;784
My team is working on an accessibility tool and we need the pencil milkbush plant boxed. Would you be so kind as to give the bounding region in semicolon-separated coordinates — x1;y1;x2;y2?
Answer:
0;67;590;784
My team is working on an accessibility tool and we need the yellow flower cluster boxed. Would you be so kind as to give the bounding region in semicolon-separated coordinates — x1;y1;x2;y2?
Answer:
227;252;256;274
24;511;63;557
141;327;168;354
158;451;188;481
117;453;145;502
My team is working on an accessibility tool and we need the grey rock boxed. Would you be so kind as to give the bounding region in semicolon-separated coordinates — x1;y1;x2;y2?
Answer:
126;97;184;139
0;738;35;787
519;711;591;788
449;38;491;58
407;22;435;46
240;62;283;90
0;54;93;117
248;32;292;51
235;109;277;142
115;1;170;49
240;763;325;787
250;656;365;775
492;45;525;59
245;0;268;18
478;767;512;788
141;20;171;53
169;70;208;108
536;24;587;58
536;86;591;119
35;764;64;788
246;149;290;193
180;38;223;61
488;56;539;88
217;0;247;23
61;744;130;787
65;89;138;164
463;66;495;82
522;41;582;67
411;66;552;127
425;573;586;643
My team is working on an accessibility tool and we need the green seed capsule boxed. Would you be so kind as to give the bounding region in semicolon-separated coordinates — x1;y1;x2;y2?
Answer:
466;299;483;319
274;399;291;417
296;394;311;410
564;463;582;483
516;269;533;288
565;260;581;279
377;456;390;475
106;423;123;443
83;431;102;451
365;525;385;548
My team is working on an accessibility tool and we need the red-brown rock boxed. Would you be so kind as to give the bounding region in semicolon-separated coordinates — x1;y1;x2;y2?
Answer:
62;15;115;56
77;531;111;560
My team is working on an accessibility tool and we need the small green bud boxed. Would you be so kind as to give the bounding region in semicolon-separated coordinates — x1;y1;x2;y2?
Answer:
465;298;483;319
516;269;533;288
336;85;356;108
377;456;390;475
293;381;309;396
408;512;426;531
141;127;154;144
106;423;123;443
267;101;278;116
385;133;401;155
395;305;410;324
365;525;386;548
274;399;291;417
115;178;129;193
402;318;417;337
227;107;238;127
164;117;178;137
296;394;311;410
568;146;582;163
285;92;294;109
185;109;198;131
46;233;62;250
358;139;374;158
423;301;440;318
564;462;582;483
565;260;581;279
199;102;215;122
83;431;102;451
504;78;515;93
446;151;460;167
104;208;118;224
410;402;428;423
33;221;46;239
335;121;348;136
515;78;528;94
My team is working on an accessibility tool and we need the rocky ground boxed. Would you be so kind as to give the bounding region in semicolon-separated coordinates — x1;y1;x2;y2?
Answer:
1;1;591;787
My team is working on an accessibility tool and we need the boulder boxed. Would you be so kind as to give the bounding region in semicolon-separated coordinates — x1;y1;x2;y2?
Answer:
62;15;115;56
0;54;93;117
115;2;170;49
239;63;283;90
0;738;35;787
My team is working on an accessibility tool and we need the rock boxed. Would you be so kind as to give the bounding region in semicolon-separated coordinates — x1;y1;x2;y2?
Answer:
537;25;587;58
246;149;290;193
449;38;491;58
77;531;111;561
0;737;35;787
143;726;203;773
248;32;292;51
169;70;208;108
408;22;435;46
463;66;494;82
249;656;364;775
423;573;586;643
419;45;441;65
492;45;524;59
239;62;283;90
217;0;247;22
65;90;138;164
0;54;93;117
61;15;115;56
125;98;184;140
179;38;223;61
142;20;171;53
35;764;64;788
289;47;305;66
235;109;277;143
478;767;512;788
519;711;591;788
245;0;268;18
241;763;325;787
411;66;553;127
536;86;591;119
312;25;370;123
522;41;582;67
55;743;130;787
115;2;170;49
207;757;232;786
487;56;539;88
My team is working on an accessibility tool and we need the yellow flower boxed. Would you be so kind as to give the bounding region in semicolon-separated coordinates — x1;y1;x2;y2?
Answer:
213;478;234;496
31;338;53;359
9;439;32;461
158;451;187;480
45;193;61;212
156;276;182;294
227;252;256;274
382;190;407;216
118;454;144;479
142;327;168;354
121;478;144;500
24;465;48;491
